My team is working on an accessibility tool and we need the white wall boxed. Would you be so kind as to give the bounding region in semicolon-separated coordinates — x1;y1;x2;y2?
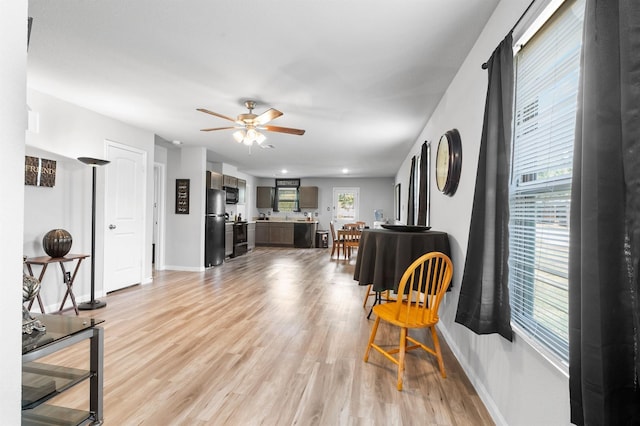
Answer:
23;147;89;309
164;146;207;270
395;1;570;425
0;0;28;421
24;90;156;304
255;177;394;232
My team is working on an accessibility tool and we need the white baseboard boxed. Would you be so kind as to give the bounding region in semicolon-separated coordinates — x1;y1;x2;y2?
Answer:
163;265;205;272
437;323;508;426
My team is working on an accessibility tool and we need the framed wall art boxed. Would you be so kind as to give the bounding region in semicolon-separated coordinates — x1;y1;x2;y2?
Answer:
175;179;190;214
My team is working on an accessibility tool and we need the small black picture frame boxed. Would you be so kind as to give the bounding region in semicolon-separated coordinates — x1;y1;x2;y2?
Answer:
176;179;190;214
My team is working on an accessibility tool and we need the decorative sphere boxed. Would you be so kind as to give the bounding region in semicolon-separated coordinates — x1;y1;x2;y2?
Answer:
42;229;72;258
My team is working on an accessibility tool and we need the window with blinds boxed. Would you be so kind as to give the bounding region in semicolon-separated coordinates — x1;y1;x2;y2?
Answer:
508;0;585;365
275;187;299;212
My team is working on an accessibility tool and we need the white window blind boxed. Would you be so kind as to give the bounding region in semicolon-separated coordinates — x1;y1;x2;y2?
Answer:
508;0;585;365
276;187;299;212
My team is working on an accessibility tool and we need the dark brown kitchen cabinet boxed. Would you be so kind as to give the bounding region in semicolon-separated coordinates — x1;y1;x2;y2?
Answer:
206;171;223;190
269;223;294;246
256;186;275;209
299;186;318;209
223;175;238;188
247;222;256;250
255;222;269;245
225;223;233;257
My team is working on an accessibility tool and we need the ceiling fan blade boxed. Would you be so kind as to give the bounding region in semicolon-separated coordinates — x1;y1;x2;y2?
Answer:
200;126;236;132
255;108;283;125
197;108;236;122
263;125;306;135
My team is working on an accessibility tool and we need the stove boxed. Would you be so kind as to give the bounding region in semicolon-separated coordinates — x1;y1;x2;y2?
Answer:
231;222;248;258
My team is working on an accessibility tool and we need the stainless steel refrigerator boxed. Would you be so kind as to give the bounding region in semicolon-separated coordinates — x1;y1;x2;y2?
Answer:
205;189;225;266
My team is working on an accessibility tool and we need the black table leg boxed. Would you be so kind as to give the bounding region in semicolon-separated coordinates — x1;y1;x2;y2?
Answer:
367;291;383;319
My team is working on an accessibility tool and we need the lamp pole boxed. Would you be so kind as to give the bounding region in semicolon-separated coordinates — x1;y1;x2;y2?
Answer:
77;157;109;310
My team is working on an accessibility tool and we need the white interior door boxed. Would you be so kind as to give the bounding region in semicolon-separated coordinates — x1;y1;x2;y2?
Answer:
332;187;359;227
105;142;145;292
153;163;165;271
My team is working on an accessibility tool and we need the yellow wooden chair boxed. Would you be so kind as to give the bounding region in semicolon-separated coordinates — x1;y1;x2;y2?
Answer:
364;251;453;391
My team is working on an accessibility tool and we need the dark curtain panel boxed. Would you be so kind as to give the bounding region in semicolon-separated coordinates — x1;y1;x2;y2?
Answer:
569;1;640;424
407;156;416;225
417;142;429;226
454;33;514;341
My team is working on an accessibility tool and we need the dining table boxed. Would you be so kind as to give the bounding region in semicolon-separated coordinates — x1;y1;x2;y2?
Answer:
354;228;451;293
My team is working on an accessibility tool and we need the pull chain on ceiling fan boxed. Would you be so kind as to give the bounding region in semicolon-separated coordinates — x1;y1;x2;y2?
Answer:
198;100;305;146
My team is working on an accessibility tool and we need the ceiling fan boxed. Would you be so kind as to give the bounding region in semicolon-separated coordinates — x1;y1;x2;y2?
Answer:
197;100;305;146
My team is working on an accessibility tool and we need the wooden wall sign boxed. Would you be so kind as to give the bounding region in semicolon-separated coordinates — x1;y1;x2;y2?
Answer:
175;179;190;214
25;156;57;187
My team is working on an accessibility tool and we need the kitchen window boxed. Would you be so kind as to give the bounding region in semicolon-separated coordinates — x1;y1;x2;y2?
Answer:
275;187;299;212
274;178;300;212
508;0;584;367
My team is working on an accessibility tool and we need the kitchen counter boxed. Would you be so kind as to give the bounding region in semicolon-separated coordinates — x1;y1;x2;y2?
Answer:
254;218;318;223
255;221;318;247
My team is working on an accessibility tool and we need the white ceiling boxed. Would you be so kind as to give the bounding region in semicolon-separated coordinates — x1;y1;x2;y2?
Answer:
27;1;499;178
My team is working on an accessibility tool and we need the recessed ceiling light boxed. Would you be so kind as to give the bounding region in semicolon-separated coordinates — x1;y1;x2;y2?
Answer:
342;168;349;174
172;140;182;145
281;169;288;174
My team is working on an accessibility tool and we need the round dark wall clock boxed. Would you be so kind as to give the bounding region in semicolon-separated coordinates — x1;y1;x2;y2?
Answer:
435;128;462;196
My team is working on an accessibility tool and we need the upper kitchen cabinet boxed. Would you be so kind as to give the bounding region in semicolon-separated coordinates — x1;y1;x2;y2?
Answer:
206;171;223;190
299;186;318;209
256;186;274;209
237;179;246;205
223;175;238;188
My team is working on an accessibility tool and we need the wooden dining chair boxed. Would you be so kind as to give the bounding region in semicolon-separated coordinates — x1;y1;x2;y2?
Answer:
342;223;361;258
364;251;453;391
329;221;345;259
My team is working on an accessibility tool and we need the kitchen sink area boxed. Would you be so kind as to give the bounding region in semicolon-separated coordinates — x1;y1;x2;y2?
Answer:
254;218;318;248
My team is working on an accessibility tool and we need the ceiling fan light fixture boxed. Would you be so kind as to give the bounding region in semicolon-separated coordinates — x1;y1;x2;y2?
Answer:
246;127;258;140
198;100;304;146
233;130;245;143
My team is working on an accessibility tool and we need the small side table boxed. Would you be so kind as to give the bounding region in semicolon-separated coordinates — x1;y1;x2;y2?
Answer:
25;254;90;315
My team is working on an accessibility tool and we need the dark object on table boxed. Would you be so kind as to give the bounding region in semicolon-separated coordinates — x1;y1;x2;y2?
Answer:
381;224;431;232
42;229;72;258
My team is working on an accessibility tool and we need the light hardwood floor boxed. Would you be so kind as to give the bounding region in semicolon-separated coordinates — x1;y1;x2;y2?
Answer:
41;247;494;425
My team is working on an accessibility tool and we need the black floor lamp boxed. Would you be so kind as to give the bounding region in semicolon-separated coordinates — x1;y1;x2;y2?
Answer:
77;157;110;310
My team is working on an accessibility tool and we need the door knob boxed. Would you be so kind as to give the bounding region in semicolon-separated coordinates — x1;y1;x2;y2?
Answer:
109;224;116;230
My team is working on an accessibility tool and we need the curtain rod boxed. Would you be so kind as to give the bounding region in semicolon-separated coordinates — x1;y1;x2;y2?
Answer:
481;0;536;69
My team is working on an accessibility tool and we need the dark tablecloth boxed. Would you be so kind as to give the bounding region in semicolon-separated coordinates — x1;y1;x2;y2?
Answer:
353;228;451;292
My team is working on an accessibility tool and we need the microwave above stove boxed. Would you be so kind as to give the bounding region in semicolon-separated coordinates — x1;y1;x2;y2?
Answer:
224;186;239;204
